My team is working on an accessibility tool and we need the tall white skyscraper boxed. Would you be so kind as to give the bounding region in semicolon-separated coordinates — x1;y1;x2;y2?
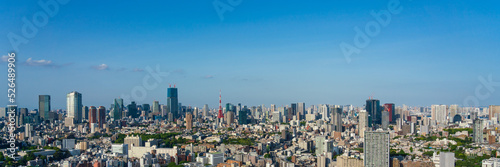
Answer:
432;104;447;124
67;91;83;123
358;110;368;138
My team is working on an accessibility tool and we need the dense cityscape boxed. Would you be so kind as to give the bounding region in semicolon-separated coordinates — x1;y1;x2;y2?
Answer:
2;1;500;167
0;86;499;167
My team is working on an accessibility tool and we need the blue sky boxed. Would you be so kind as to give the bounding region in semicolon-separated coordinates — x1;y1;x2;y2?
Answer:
1;0;500;110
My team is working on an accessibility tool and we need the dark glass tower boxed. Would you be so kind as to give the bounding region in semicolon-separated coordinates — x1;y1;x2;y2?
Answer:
167;87;179;120
39;95;51;121
127;101;138;118
366;99;381;127
113;98;124;120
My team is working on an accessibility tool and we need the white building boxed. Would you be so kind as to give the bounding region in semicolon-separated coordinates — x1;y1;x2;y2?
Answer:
207;152;224;165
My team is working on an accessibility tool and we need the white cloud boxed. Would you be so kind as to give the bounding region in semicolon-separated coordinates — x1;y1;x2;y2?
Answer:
25;58;53;66
92;64;109;70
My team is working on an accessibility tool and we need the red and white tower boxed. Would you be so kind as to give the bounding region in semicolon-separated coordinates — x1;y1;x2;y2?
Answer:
218;90;224;120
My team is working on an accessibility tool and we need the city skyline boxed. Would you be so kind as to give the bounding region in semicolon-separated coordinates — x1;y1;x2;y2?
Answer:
2;1;500;110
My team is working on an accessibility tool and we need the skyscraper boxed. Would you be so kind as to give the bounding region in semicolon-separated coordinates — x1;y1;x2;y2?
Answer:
186;112;193;130
39;95;51;121
167;87;179;120
127;101;138;118
449;104;459;123
238;108;248;125
366;99;381;127
432;105;447;124
364;130;390;167
331;105;343;132
98;106;106;129
67;91;83;123
113;98;124;120
383;103;395;123
297;102;305;120
382;111;389;129
473;119;483;143
152;101;160;114
83;106;89;120
358;110;368;138
89;106;97;131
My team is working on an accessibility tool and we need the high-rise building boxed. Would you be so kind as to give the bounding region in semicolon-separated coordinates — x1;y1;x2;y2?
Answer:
489;105;500;120
142;104;150;113
39;95;51;121
297;102;305;120
82;106;89;120
383;103;395;123
382;111;389;130
364;130;390;167
128;101;138;118
331;105;343;132
98;106;106;129
225;111;234;125
359;110;368;138
152;101;160;114
89;106;97;132
449;105;459;123
167;87;179;120
238;108;248;125
432;105;447;124
366;99;381;127
186;112;193;130
113;98;124;120
67;91;83;123
473;119;483;143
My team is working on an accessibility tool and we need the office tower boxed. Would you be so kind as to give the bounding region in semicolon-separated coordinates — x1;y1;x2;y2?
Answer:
238;108;248;125
432;105;447;124
82;106;89;120
97;106;106;129
382;111;389;129
89;106;97;132
319;104;329;121
290;103;297;120
225;111;234;125
142;104;150;113
383;103;395;123
202;104;209;117
67;91;83;123
449;104;459;123
489;105;500;120
127;101;138;118
113;98;124;120
473;119;483;143
186;112;193;130
167;86;179;120
358;110;368;138
39;95;51;121
439;152;455;167
331;105;343;132
152;101;160;114
366;99;381;127
270;104;276;112
364;130;390;167
297;102;305;119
